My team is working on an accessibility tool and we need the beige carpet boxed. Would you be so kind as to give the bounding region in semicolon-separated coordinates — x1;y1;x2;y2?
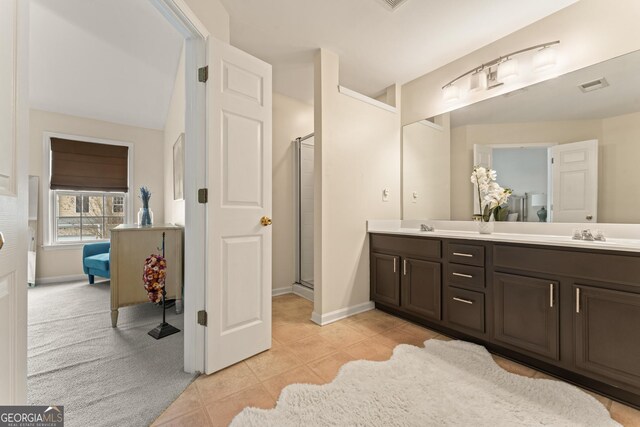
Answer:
231;339;620;427
28;280;195;427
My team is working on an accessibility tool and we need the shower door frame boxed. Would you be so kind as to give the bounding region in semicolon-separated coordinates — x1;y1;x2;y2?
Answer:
293;133;315;290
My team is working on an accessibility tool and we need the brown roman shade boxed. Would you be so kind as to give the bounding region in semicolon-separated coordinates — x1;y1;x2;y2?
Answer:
50;138;129;192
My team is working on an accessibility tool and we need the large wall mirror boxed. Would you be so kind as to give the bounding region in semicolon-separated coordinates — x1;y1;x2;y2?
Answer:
403;49;640;224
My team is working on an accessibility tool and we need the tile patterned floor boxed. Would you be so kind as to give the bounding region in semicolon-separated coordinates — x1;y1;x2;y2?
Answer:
153;294;640;427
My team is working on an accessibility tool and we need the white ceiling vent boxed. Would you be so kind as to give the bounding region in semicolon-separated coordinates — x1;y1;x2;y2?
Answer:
376;0;410;11
578;78;609;93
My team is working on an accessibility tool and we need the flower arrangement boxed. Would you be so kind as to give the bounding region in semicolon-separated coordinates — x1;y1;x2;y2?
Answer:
143;254;166;304
470;166;512;222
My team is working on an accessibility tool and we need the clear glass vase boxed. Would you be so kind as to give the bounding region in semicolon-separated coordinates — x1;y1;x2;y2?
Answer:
478;221;494;234
138;207;154;227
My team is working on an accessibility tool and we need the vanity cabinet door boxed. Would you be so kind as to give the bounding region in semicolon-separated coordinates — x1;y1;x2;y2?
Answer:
494;273;559;360
574;285;640;391
401;258;441;320
371;253;400;307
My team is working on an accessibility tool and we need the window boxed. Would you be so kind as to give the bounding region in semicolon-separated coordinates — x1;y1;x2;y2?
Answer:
44;134;133;248
55;191;126;243
112;196;124;213
75;196;89;213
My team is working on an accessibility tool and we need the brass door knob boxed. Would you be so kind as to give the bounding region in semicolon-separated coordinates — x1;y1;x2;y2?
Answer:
260;216;272;226
0;232;4;251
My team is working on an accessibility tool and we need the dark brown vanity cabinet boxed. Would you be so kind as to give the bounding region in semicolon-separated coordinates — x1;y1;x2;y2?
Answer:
369;232;640;408
574;285;640;392
494;273;559;360
401;258;441;320
370;234;442;321
371;253;400;307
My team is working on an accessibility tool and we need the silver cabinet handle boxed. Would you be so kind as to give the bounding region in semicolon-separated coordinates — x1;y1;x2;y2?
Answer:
453;297;473;305
576;288;580;313
549;283;554;308
393;257;397;273
403;259;407;276
0;232;4;251
452;272;473;278
452;252;473;258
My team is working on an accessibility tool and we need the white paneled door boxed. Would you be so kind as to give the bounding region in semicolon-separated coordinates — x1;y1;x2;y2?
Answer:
206;38;272;374
0;0;28;404
550;140;598;223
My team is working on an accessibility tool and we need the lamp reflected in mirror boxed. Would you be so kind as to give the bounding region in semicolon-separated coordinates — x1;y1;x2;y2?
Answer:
531;193;548;222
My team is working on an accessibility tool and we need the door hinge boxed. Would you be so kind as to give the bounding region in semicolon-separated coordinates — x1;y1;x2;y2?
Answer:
198;188;208;204
197;310;208;326
551;157;554;164
198;66;209;83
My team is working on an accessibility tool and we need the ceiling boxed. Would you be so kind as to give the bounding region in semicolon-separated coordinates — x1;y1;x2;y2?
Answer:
29;0;183;130
219;0;578;104
451;49;640;127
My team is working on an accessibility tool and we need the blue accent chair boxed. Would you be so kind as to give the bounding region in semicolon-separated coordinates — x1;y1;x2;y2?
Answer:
82;242;111;284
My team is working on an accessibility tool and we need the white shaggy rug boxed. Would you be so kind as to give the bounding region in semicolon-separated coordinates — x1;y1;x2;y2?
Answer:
231;340;620;427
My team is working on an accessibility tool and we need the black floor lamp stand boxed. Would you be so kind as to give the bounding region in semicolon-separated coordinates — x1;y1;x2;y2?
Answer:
149;232;181;340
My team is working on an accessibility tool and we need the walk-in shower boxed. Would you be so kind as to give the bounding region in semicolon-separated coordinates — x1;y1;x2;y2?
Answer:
294;133;314;290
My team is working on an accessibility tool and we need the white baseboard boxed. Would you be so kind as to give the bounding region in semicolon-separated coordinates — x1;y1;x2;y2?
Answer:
272;285;293;297
292;283;313;301
311;300;375;326
34;274;88;285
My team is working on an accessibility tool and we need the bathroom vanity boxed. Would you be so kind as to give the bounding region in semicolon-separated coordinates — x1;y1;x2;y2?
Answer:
368;223;640;408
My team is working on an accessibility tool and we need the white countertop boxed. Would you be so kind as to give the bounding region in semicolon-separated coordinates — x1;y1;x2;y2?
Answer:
367;220;640;253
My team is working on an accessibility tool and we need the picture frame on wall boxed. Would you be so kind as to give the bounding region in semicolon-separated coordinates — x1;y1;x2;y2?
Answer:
173;133;184;201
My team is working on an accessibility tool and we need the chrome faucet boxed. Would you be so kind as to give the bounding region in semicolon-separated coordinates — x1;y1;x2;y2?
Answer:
581;229;595;241
420;224;435;232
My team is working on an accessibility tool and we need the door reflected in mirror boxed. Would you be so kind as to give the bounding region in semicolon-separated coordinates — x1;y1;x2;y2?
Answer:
403;49;640;224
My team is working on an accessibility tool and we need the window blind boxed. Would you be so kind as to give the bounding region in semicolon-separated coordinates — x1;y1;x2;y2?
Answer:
50;138;129;192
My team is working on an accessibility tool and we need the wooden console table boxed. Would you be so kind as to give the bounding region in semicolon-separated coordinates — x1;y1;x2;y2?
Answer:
110;224;183;327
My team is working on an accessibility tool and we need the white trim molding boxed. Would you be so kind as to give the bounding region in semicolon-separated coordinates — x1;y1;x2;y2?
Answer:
338;86;397;113
292;283;313;302
311;300;375;326
272;285;293;297
34;274;88;286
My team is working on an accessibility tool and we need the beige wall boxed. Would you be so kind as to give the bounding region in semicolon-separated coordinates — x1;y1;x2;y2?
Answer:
272;93;314;291
450;114;640;224
600;111;640;223
164;46;186;227
402;0;640;125
403;114;450;220
183;0;229;43
314;49;401;316
29;109;165;280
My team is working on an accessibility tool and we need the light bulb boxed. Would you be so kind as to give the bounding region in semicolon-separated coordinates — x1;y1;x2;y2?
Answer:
442;84;459;102
497;58;519;81
469;71;488;92
534;46;557;72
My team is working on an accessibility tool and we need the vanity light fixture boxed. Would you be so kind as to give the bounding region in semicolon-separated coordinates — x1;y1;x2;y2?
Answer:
533;45;557;71
442;83;460;102
497;57;519;81
469;70;488;92
442;40;560;102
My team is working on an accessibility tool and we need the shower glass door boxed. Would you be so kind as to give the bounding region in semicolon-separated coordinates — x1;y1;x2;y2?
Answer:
296;134;314;288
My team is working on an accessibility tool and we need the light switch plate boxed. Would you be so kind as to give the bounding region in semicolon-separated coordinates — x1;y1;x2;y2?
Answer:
412;191;418;203
382;189;390;202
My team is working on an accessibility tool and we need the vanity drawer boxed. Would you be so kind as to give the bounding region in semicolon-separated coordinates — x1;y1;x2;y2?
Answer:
447;287;485;334
370;234;441;259
447;264;485;290
448;243;485;267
